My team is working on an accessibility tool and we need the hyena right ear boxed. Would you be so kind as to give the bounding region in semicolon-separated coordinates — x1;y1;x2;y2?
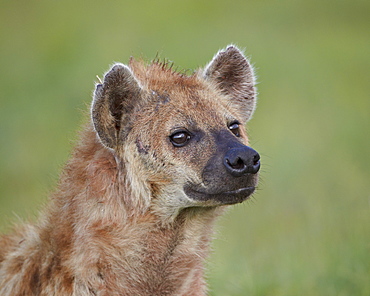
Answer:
92;64;142;149
203;46;257;122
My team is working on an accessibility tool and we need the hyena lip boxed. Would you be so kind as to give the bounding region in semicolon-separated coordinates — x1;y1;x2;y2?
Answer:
184;186;255;205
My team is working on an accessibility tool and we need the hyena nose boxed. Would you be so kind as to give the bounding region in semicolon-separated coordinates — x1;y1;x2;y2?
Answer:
224;146;260;177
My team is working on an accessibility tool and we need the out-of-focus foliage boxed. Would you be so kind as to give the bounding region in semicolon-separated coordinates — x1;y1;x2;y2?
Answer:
0;0;368;295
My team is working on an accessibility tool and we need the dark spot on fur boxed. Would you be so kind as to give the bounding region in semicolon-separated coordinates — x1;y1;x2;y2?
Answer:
98;271;104;280
89;287;98;295
30;268;41;294
153;91;171;111
45;253;62;281
136;139;150;154
159;92;170;104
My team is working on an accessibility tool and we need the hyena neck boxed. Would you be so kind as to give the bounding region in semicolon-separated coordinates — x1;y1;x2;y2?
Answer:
40;125;222;294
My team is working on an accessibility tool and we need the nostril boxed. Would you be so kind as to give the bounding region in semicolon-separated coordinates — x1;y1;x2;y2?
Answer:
230;157;245;170
226;156;246;170
253;153;260;165
250;153;261;174
237;158;246;170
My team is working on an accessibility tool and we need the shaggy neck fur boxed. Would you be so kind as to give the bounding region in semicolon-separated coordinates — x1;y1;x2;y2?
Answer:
0;124;222;296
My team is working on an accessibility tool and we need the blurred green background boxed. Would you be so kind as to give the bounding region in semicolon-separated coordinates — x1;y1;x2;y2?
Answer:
0;0;368;295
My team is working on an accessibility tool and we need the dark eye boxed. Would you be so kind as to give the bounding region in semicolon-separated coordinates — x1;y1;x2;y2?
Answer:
229;121;241;137
169;131;191;147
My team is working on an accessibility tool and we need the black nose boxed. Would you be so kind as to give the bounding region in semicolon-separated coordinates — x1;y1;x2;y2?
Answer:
223;146;260;177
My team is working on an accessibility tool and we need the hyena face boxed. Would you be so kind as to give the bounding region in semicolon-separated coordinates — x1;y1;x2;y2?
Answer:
92;46;260;214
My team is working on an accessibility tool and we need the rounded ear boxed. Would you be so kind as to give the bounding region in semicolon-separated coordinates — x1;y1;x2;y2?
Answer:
91;63;142;149
203;45;257;122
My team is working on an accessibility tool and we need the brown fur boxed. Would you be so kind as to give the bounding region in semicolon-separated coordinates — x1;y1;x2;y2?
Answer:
0;45;259;295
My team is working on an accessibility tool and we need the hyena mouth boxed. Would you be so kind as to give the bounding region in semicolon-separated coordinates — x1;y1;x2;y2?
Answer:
184;185;255;205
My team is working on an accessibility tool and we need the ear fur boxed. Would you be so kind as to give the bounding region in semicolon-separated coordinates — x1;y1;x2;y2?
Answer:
203;45;257;122
92;63;142;149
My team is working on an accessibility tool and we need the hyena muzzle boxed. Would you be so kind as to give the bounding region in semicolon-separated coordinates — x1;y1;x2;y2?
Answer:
183;128;260;205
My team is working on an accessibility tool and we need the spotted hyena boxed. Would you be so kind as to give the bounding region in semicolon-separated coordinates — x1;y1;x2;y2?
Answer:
0;45;260;295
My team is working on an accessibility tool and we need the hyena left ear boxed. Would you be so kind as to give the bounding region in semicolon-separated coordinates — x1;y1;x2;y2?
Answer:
92;63;142;149
203;45;257;122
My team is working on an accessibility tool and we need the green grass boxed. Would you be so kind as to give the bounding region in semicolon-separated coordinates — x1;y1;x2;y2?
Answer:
0;0;369;295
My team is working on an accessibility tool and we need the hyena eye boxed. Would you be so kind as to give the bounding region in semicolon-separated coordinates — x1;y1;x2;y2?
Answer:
169;131;191;147
229;121;241;137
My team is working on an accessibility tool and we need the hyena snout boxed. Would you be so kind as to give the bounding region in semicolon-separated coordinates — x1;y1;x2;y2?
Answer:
224;146;260;177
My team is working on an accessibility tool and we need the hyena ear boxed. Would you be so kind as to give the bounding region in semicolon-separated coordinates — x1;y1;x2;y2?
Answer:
203;45;257;122
92;63;142;149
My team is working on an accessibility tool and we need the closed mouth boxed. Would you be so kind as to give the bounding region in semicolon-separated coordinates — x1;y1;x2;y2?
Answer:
184;185;255;205
224;186;255;195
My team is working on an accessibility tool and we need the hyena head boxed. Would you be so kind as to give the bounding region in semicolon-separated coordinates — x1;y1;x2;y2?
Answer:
92;46;260;218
